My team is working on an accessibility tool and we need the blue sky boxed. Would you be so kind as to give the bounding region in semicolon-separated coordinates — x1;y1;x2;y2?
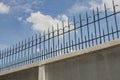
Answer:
0;0;120;50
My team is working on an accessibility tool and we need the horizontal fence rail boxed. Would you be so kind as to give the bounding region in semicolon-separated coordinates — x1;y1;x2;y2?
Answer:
0;0;120;72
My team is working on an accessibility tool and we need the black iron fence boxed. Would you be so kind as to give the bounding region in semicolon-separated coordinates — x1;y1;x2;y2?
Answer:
0;0;120;72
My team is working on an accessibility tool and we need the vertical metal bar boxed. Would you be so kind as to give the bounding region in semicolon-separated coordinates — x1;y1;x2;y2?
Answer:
48;28;50;59
24;39;26;65
5;48;7;70
0;50;2;71
86;11;90;47
46;49;48;59
3;50;4;70
104;4;110;41
73;16;77;50
2;50;3;71
91;33;94;46
62;22;65;54
72;40;74;51
0;51;1;72
4;49;6;68
60;43;62;55
44;31;45;60
28;38;30;64
6;48;8;69
9;46;11;69
111;26;115;40
103;29;105;42
2;50;4;71
3;49;5;69
112;0;119;38
15;44;17;66
96;7;102;43
8;48;10;68
35;34;37;54
55;45;57;56
12;45;14;66
6;48;8;65
7;48;10;69
31;36;34;63
57;24;60;55
93;9;97;45
66;42;68;53
4;49;6;69
1;51;3;71
79;14;83;49
50;48;52;58
18;42;20;64
35;34;38;62
78;38;80;50
85;35;87;48
3;50;6;70
68;19;71;52
4;50;5;70
16;44;18;65
3;50;5;70
15;44;18;66
9;46;12;68
21;41;23;65
39;33;41;60
6;48;8;68
52;27;54;57
1;50;3;71
42;50;43;60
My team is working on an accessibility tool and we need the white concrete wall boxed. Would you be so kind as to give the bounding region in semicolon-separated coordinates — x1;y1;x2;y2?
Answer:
0;67;38;80
45;45;120;80
1;40;120;80
38;66;45;80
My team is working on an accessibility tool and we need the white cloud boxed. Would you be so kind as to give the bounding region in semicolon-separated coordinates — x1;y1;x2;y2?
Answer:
26;11;68;32
0;2;10;14
7;0;45;13
66;0;120;16
90;0;120;12
89;1;101;10
67;2;88;15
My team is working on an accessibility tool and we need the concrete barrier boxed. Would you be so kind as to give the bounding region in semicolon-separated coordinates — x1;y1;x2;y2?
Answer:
1;39;120;80
0;67;38;80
